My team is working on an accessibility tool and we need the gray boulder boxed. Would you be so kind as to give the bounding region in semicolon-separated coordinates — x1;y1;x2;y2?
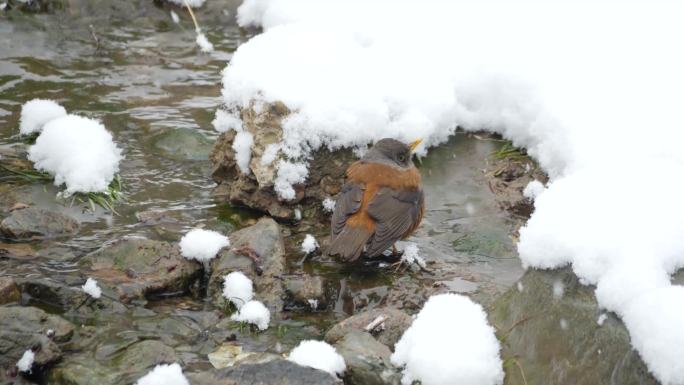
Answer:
79;238;201;303
0;207;78;240
209;218;285;312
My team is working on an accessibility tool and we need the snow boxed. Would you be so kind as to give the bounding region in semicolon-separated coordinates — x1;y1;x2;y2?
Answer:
170;10;180;24
19;99;67;135
391;293;503;385
273;160;307;200
288;340;346;377
224;1;684;382
222;271;254;309
167;0;206;8
213;109;242;133
179;228;230;262
28;115;122;195
300;234;318;254
195;31;214;53
135;363;190;385
232;131;254;173
230;300;270;330
400;242;426;269
16;350;34;373
322;197;335;212
597;313;607;326
82;277;102;299
523;180;544;200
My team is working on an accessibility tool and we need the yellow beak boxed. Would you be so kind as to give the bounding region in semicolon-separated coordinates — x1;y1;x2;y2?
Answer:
408;138;423;152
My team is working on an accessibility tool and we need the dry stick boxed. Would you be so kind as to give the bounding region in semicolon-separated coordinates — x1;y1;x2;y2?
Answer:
181;0;201;32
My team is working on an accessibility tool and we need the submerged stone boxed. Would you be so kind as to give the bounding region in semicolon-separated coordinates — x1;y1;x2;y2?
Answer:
490;267;658;385
79;238;201;303
0;207;79;240
152;127;213;161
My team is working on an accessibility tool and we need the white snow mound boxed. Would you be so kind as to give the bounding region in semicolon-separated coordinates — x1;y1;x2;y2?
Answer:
222;271;254;308
288;340;346;377
391;293;503;385
19;99;67;135
135;363;190;385
179;228;230;262
82;277;102;299
28;115;122;195
231;300;270;330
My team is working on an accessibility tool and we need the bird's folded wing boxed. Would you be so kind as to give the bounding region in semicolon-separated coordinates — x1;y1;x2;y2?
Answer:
365;187;424;257
331;182;365;237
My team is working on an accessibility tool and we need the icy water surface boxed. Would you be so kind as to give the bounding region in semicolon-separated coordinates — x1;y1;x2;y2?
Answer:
0;2;524;379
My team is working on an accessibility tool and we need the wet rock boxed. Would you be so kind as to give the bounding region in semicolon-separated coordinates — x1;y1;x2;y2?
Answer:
0;243;37;260
0;278;21;305
325;308;413;350
209;218;285;312
284;275;327;311
49;340;178;385
210;102;356;220
335;331;402;385
152;127;213;161
79;238;201;303
489;267;658;385
0;207;79;240
188;359;340;385
0;306;74;371
19;278;127;316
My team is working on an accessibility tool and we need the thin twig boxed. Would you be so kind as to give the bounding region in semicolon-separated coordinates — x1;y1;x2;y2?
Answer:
181;0;201;32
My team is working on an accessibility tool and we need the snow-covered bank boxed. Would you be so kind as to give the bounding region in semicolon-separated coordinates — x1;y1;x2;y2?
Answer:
219;1;684;383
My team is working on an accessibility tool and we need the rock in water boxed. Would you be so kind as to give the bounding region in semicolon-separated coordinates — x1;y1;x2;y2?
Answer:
334;331;402;385
0;306;74;370
187;359;339;385
0;207;79;240
79;238;202;303
0;278;21;305
209;218;285;312
325;307;413;349
210;102;356;220
489;267;658;385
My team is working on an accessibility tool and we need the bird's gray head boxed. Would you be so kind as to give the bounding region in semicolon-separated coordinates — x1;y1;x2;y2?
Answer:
362;138;422;169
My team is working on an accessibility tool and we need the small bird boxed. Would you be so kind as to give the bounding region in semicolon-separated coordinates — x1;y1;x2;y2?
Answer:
329;138;425;261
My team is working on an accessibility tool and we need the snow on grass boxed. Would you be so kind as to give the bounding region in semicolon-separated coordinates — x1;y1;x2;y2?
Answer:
230;299;270;330
523;180;544;200
82;277;102;299
28;115;122;195
179;228;230;263
167;0;205;8
224;1;684;382
288;340;346;377
19;99;67;135
16;350;34;373
222;271;254;309
391;293;503;385
135;363;190;385
301;234;318;254
322;197;335;212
